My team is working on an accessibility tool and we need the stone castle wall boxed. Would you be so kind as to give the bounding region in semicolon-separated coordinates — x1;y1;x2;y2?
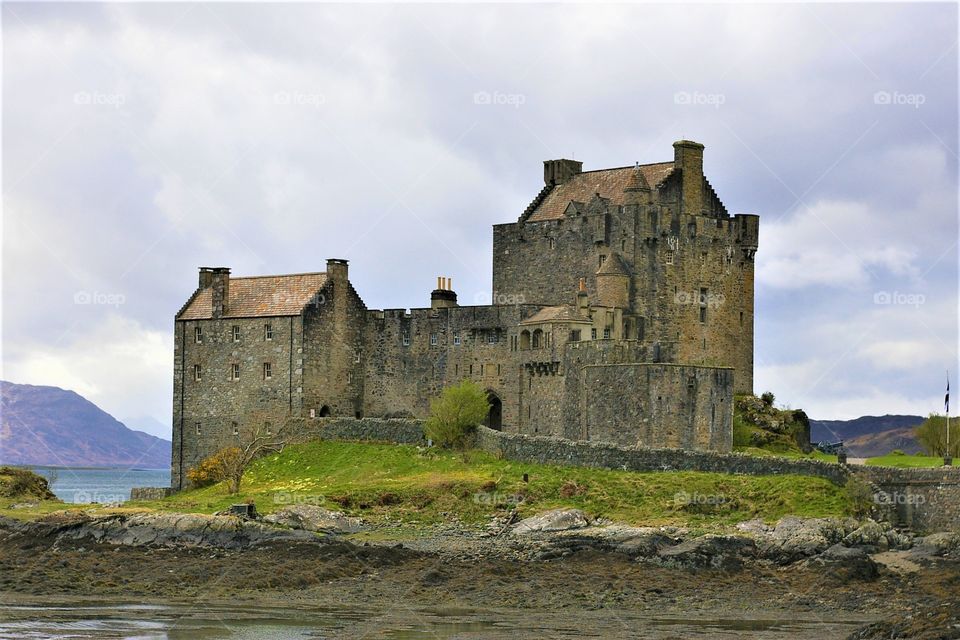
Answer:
172;315;303;489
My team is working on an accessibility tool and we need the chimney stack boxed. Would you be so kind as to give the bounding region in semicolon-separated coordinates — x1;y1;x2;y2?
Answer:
576;277;589;312
543;159;583;186
199;267;231;318
431;275;457;309
673;140;705;215
326;258;349;283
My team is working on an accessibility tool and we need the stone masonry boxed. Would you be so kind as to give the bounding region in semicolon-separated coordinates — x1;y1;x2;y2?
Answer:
171;140;758;489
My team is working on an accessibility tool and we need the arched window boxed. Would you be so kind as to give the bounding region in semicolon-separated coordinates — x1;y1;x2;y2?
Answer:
318;405;331;417
520;330;531;350
532;329;543;349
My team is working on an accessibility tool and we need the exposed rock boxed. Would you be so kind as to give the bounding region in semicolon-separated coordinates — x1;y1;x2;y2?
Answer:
262;505;363;534
802;543;879;581
512;509;590;535
655;535;757;571
2;512;319;549
753;516;854;563
914;532;960;557
842;520;888;551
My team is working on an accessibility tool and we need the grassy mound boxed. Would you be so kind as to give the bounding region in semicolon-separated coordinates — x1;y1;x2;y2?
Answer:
0;466;58;501
141;440;851;530
734;394;814;456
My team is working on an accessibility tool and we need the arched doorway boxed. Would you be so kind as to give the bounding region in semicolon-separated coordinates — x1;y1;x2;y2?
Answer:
318;405;331;417
484;391;502;431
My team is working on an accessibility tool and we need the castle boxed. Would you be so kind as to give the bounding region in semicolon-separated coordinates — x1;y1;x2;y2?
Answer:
171;140;759;489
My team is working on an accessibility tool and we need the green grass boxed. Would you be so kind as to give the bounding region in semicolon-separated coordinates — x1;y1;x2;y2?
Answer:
865;453;949;468
119;440;852;531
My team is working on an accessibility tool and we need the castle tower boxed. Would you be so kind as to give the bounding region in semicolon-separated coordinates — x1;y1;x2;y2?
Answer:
596;253;630;308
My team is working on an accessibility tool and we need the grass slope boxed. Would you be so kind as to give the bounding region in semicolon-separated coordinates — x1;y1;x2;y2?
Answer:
135;440;850;530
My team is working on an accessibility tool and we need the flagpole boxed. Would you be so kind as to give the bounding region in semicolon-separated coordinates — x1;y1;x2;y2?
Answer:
946;372;952;467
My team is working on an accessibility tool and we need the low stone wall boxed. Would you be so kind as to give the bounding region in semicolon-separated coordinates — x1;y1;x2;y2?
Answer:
475;426;850;484
851;466;960;533
130;487;174;501
285;417;426;445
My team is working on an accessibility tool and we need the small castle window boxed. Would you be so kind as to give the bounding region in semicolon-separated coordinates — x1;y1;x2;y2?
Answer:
520;330;530;350
402;333;410;346
231;363;240;381
570;329;581;342
193;364;202;382
497;364;501;375
232;421;239;436
549;238;555;250
665;250;674;265
232;325;240;342
591;328;597;340
263;362;272;380
195;422;201;436
309;408;316;418
454;332;461;346
700;252;707;265
487;332;497;344
354;349;361;363
532;329;543;348
264;422;272;435
739;311;744;327
194;326;203;343
699;287;708;323
603;327;611;339
598;254;606;269
621;239;626;252
469;364;473;375
264;323;273;341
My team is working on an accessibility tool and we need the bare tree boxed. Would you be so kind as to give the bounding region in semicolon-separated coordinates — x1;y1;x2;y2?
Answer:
221;418;289;494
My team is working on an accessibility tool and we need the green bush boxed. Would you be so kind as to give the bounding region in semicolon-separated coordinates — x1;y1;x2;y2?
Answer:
425;379;490;449
760;391;775;407
844;477;875;518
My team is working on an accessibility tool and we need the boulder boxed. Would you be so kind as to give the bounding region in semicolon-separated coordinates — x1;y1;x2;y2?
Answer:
262;505;363;534
755;516;853;564
842;520;888;551
512;509;590;535
803;543;879;581
655;535;757;571
914;532;960;557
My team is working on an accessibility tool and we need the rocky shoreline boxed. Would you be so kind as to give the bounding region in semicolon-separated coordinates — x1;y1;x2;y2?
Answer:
1;508;959;639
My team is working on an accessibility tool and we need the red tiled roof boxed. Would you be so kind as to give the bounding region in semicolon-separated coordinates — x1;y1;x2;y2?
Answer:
178;273;328;320
526;162;674;222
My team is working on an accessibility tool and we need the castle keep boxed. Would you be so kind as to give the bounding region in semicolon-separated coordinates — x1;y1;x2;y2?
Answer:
172;140;759;489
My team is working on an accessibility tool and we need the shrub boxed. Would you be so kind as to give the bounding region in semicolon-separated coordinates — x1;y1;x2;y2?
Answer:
844;477;875;518
915;414;960;457
425;379;490;449
186;447;241;488
760;391;775;407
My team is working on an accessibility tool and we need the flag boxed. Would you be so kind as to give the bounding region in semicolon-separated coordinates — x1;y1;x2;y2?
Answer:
946;377;951;414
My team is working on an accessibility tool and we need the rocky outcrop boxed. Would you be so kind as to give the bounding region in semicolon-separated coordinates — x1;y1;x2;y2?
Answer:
656;535;758;571
263;505;363;533
0;512;319;549
512;508;590;535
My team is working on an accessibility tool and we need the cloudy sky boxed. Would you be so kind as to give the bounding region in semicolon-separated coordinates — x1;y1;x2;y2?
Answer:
3;3;957;439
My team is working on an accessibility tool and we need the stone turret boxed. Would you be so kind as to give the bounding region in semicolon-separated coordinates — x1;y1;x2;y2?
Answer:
623;163;652;206
596;254;630;309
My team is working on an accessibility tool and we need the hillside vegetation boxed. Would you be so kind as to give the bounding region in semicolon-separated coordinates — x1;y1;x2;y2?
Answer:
136;440;850;530
733;393;815;456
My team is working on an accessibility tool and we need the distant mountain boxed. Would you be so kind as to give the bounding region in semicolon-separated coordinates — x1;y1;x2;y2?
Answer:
0;381;170;468
121;415;169;440
810;414;925;457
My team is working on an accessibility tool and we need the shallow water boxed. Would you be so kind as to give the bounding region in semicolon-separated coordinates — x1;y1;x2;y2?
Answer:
28;466;170;504
0;599;873;639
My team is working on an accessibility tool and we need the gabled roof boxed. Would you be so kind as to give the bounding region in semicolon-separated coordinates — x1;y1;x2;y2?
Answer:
526;161;674;222
597;252;631;277
178;273;328;320
520;305;592;325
